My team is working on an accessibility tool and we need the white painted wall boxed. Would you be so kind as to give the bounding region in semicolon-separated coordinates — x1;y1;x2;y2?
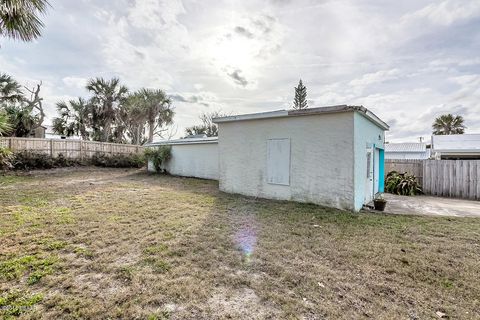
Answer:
217;113;356;211
353;112;385;211
147;142;219;180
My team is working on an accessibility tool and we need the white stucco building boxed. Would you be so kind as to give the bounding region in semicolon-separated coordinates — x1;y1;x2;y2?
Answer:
148;105;389;212
147;136;218;180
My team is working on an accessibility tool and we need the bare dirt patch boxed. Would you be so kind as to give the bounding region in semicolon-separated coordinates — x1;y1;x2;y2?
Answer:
1;167;479;319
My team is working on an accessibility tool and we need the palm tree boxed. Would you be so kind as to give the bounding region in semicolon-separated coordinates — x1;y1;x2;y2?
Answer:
0;0;50;42
86;77;128;142
432;114;466;135
3;105;36;137
133;88;174;143
0;111;12;136
0;73;23;103
120;94;148;145
52;98;91;140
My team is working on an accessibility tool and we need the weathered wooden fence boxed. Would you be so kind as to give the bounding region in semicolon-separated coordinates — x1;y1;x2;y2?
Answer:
386;159;480;200
0;137;144;159
423;160;480;200
385;159;423;185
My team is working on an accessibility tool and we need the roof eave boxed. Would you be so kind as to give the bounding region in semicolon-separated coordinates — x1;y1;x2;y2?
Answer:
213;105;389;130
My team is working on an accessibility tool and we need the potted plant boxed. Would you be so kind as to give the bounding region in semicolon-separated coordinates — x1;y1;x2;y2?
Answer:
373;194;387;211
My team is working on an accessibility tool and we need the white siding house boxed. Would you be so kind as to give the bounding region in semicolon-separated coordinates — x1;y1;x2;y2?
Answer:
385;143;430;160
432;134;480;159
214;105;389;211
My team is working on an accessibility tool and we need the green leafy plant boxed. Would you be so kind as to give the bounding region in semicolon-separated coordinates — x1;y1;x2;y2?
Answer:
0;111;13;135
0;146;14;170
144;146;171;173
385;171;422;196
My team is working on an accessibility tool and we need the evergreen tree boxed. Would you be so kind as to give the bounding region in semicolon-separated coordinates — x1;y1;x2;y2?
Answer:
293;79;308;110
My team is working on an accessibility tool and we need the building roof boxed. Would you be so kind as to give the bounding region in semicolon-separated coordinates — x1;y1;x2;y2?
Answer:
432;134;480;153
385;143;427;153
212;105;389;130
146;136;218;146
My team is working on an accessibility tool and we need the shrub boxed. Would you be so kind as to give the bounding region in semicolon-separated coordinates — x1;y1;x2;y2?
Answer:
0;146;14;170
385;171;422;196
12;151;56;170
12;152;83;170
10;151;143;170
144;146;171;173
91;153;144;168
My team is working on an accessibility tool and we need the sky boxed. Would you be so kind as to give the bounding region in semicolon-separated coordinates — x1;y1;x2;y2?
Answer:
1;0;480;142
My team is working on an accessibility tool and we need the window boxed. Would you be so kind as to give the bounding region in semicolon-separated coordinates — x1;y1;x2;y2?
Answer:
266;138;290;185
366;151;372;178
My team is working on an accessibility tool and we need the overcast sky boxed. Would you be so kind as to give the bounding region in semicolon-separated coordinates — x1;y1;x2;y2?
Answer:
1;0;479;142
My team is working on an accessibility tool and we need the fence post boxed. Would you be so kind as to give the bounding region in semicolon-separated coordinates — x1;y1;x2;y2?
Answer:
50;139;54;157
79;141;83;161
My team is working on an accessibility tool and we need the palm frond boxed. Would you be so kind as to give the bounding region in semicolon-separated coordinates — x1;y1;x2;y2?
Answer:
0;0;50;41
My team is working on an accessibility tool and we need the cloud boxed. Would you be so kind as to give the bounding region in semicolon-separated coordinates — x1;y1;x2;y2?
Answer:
204;12;284;88
408;0;480;26
62;77;88;89
227;70;249;87
234;26;254;39
170;92;216;107
349;69;401;89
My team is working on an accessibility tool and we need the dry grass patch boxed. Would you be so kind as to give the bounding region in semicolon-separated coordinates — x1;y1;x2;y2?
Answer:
0;167;479;319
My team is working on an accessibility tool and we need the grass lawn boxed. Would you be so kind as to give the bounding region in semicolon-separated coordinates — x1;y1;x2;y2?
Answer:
0;168;479;319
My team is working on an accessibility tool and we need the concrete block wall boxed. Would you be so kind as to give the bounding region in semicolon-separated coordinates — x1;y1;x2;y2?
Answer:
217;113;356;211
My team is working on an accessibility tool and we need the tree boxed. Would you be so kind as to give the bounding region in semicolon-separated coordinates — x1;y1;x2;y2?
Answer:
53;79;175;145
52;98;91;140
0;111;12;135
23;81;45;130
0;73;45;137
0;73;23;103
134;88;174;143
86;77;128;142
3;104;36;136
0;0;50;42
293;79;308;110
432;114;466;135
117;89;174;144
185;110;227;137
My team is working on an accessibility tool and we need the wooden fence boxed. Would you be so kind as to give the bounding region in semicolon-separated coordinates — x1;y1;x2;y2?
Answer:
386;159;480;200
0;137;144;159
385;159;423;186
423;160;480;200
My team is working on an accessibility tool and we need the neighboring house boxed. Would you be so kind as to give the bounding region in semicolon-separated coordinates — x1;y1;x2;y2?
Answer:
148;105;389;212
432;134;480;160
385;143;431;160
29;125;46;138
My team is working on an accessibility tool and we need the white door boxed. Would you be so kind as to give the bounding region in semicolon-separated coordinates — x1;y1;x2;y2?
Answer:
365;148;374;204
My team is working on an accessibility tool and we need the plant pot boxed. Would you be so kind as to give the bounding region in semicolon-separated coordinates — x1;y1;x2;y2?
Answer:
374;200;387;211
